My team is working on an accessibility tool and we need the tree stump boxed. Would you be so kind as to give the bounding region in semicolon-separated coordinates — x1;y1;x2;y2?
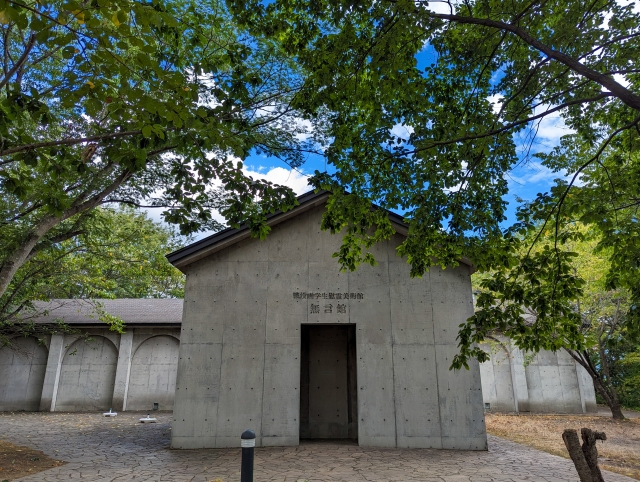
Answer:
582;428;607;482
562;428;607;482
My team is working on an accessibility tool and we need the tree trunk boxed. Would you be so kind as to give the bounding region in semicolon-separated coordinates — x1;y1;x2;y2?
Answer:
581;428;607;482
565;348;625;420
562;429;594;482
0;214;61;299
607;396;625;421
0;169;130;299
591;375;625;420
562;428;607;482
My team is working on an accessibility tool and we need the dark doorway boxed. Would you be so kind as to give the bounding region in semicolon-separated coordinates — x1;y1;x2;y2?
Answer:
300;324;358;440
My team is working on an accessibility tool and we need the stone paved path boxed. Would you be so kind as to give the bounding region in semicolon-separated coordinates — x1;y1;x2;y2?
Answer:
0;412;635;481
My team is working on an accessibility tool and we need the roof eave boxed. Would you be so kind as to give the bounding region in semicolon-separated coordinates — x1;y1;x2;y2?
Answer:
167;191;332;270
167;190;475;273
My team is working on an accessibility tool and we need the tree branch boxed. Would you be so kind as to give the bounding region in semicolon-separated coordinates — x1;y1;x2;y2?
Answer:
0;130;143;157
24;229;87;263
102;199;173;209
406;93;613;155
0;169;132;299
424;9;640;111
0;31;37;90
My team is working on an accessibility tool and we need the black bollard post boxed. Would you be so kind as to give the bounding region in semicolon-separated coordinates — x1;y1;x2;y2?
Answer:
240;429;255;482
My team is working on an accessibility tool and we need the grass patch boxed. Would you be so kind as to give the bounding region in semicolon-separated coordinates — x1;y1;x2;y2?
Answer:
485;413;640;480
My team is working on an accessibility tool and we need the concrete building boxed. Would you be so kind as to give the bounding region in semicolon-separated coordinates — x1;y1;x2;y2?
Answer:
1;300;598;419
0;299;182;413
479;335;597;414
166;190;487;450
1;299;597;421
0;192;598;447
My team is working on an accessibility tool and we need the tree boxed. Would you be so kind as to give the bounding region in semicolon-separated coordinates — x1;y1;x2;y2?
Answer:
613;349;640;410
468;140;640;418
13;206;186;300
0;0;322;310
230;0;640;382
474;227;638;419
1;206;186;347
565;234;634;419
565;235;630;419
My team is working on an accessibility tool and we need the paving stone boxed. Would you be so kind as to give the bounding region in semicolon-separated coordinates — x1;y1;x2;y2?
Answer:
0;412;635;481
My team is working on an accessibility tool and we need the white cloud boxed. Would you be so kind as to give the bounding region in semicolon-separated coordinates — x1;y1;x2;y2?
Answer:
507;161;585;190
613;73;630;88
187;166;310;240
512;104;576;153
508;161;559;185
295;118;314;142
390;123;414;140
443;161;469;193
424;0;456;14
243;166;311;195
532;111;569;143
137;164;311;243
487;94;504;115
617;0;639;12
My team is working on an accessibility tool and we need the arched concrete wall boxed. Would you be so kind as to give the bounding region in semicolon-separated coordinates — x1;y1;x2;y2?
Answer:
525;349;584;413
0;338;48;411
125;335;179;411
479;337;597;414
479;341;516;412
55;336;118;411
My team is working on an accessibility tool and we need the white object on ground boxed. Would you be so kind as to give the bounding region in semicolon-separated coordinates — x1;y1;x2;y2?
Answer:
140;414;157;423
103;408;117;417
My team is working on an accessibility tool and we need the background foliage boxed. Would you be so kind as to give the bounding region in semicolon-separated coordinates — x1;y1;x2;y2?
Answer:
0;206;186;346
1;0;322;333
231;0;640;374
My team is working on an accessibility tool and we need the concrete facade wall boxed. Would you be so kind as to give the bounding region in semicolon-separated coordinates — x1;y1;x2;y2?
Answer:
479;336;598;413
0;337;48;411
1;327;180;413
55;335;119;411
126;334;180;411
478;342;516;412
172;205;487;450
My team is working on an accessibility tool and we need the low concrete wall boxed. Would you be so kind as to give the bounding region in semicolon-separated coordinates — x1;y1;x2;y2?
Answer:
479;342;516;412
55;335;119;411
0;326;180;413
1;294;598;432
126;334;179;411
0;337;48;411
480;336;597;413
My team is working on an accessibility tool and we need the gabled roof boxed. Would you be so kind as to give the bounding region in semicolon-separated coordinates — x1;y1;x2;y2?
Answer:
167;189;473;271
25;299;183;325
167;190;329;269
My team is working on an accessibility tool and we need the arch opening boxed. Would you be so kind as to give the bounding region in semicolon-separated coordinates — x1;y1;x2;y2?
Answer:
55;336;118;411
0;337;48;411
126;335;179;411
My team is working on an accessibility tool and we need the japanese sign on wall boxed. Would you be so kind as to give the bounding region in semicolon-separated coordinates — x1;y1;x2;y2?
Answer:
292;292;364;300
292;291;364;315
309;303;348;314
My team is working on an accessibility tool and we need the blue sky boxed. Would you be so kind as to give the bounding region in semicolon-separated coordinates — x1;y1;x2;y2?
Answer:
144;31;578;241
165;0;638;241
231;45;575;234
237;115;572;224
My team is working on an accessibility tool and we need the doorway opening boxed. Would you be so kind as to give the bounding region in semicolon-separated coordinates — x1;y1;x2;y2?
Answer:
300;324;358;440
